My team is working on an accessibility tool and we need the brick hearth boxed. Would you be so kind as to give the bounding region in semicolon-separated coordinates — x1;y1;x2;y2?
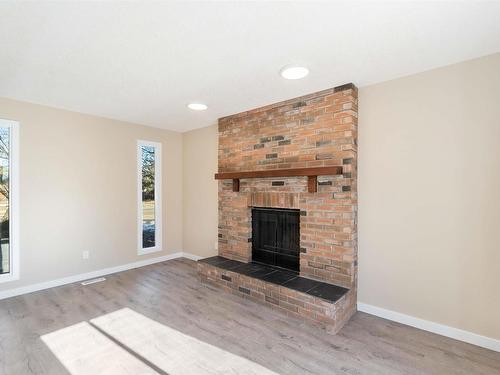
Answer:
198;256;355;334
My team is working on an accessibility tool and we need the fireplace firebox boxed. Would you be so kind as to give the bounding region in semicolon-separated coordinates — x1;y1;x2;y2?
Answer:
251;207;300;272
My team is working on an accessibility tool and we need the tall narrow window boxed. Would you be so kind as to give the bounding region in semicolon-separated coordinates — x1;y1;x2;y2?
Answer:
0;119;19;283
137;141;162;255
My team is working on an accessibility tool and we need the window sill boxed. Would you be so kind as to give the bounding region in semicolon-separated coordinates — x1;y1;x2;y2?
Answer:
138;247;163;256
0;272;19;284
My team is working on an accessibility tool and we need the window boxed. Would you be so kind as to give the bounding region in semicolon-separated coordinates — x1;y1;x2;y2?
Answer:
0;119;19;283
137;141;162;255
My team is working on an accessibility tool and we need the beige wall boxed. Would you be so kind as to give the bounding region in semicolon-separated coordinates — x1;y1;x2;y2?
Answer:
181;53;500;340
182;124;218;258
0;98;183;291
358;52;500;340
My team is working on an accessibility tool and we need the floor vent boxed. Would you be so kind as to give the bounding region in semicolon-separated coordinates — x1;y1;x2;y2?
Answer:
81;277;106;286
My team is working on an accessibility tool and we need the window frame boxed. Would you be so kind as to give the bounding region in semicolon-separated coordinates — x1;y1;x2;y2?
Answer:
0;119;19;283
137;140;162;256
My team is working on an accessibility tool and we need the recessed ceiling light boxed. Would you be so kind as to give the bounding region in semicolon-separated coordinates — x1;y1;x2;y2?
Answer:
280;65;309;80
187;103;208;111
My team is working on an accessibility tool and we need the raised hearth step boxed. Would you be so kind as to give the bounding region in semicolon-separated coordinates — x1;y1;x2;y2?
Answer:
199;256;349;304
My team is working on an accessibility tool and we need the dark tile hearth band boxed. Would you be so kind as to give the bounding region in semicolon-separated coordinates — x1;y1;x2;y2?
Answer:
199;256;349;304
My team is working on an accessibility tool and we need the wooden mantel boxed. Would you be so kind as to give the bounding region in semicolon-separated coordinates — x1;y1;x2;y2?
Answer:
215;166;343;193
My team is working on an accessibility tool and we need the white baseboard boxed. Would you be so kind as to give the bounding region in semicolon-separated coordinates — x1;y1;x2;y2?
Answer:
0;251;187;301
358;302;500;353
181;252;205;261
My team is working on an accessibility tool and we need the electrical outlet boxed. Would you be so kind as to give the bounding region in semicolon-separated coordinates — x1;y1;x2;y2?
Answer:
214;241;218;251
82;251;90;260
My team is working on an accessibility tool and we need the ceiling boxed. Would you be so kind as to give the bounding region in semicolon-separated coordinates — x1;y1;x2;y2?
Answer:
1;2;500;132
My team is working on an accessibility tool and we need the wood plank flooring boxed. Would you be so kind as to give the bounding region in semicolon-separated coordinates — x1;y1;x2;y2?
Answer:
0;258;498;375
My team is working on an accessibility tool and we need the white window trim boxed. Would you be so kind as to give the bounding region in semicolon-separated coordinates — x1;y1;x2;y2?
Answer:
0;119;19;283
137;140;162;256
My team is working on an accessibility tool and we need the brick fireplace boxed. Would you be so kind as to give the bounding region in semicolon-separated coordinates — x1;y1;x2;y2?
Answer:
198;83;358;333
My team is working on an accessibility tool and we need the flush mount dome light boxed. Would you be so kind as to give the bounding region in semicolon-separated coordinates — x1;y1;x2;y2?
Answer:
280;65;309;80
187;103;208;111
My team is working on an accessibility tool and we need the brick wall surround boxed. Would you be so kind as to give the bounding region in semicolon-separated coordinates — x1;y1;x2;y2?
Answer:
217;84;358;290
200;83;358;334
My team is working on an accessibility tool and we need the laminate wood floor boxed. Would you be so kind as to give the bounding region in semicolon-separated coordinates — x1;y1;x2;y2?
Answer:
0;258;498;375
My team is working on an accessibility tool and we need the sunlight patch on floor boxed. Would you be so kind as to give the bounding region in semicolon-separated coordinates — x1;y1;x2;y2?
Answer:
91;308;279;375
41;308;278;375
41;321;158;375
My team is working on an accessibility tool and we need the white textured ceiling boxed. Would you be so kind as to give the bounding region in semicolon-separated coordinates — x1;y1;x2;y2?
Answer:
1;1;500;132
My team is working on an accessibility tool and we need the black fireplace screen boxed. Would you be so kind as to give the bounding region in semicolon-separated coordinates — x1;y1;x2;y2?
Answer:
251;207;300;272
